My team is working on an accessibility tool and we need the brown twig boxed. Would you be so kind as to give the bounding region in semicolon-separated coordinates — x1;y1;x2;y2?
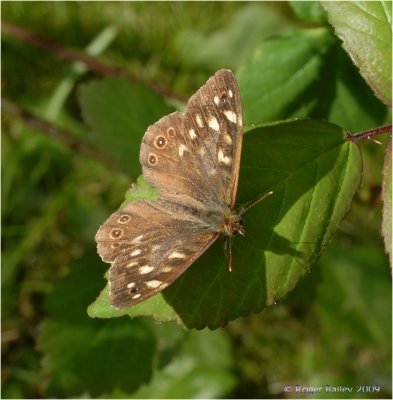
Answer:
348;124;392;143
2;98;117;168
1;20;185;102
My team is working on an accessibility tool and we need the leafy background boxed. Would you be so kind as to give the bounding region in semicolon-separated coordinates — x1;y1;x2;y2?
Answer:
2;1;391;399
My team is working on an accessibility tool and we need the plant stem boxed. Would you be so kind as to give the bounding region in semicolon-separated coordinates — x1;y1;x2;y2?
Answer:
1;20;185;102
348;124;392;142
2;98;117;169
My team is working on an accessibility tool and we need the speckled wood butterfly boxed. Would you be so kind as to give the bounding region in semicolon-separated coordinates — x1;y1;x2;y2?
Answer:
96;69;249;308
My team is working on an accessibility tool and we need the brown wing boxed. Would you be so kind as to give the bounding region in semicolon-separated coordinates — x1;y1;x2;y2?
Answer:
95;199;218;308
96;70;243;308
139;69;243;209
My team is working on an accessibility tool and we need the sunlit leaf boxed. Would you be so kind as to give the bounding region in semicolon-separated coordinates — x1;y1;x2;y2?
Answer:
237;28;386;132
89;120;362;329
322;1;392;106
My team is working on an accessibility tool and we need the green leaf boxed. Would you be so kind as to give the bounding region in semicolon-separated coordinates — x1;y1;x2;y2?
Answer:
129;330;236;399
89;120;362;330
321;1;392;106
78;77;174;175
237;28;387;132
382;139;392;264
39;253;156;397
174;3;296;71
121;175;159;207
41;252;236;397
289;1;328;24
316;244;391;348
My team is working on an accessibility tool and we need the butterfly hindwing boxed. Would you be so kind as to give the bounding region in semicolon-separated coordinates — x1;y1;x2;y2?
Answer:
95;199;218;307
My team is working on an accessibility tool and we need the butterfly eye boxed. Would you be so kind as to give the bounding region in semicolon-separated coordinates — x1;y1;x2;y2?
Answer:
155;136;167;148
148;153;158;165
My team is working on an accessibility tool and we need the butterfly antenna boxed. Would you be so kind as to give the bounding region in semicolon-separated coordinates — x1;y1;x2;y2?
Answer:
239;191;273;215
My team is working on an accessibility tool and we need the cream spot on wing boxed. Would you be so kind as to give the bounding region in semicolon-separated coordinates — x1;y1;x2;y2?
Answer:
228;89;233;98
223;110;237;123
127;282;135;289
208;168;216;175
198;147;206;157
179;144;187;157
139;265;154;274
145;280;162;288
132;293;141;299
131;234;144;245
161;266;173;272
223;132;233;144
152;245;161;252
195;114;204;128
126;261;138;268
208;116;219;131
189;128;197;140
130;249;141;257
214;95;220;105
218;148;231;165
168;251;186;259
238;114;243;126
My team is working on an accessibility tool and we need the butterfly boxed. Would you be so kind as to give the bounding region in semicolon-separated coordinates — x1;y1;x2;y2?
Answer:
96;69;254;308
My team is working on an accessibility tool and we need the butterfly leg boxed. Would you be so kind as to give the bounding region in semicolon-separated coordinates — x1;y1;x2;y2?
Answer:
224;236;233;272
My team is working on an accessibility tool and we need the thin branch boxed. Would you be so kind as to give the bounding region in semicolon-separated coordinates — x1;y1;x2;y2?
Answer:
1;20;185;102
348;124;392;143
2;98;116;168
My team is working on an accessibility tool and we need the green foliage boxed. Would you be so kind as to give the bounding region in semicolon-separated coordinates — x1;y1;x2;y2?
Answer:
39;254;156;396
322;1;392;106
79;77;174;175
237;28;386;131
129;329;236;399
382;139;392;261
289;0;328;24
2;1;391;398
40;253;237;397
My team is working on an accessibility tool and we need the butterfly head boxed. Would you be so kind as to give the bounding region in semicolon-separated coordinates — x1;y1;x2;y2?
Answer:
221;209;245;237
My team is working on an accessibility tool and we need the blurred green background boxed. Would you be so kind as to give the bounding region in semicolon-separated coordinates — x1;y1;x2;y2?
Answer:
2;2;391;398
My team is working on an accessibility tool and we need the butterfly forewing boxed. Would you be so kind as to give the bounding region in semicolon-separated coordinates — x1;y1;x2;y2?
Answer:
186;69;243;207
140;69;243;208
96;69;243;308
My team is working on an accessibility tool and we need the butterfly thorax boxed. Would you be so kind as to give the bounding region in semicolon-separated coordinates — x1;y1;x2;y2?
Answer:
200;205;244;237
